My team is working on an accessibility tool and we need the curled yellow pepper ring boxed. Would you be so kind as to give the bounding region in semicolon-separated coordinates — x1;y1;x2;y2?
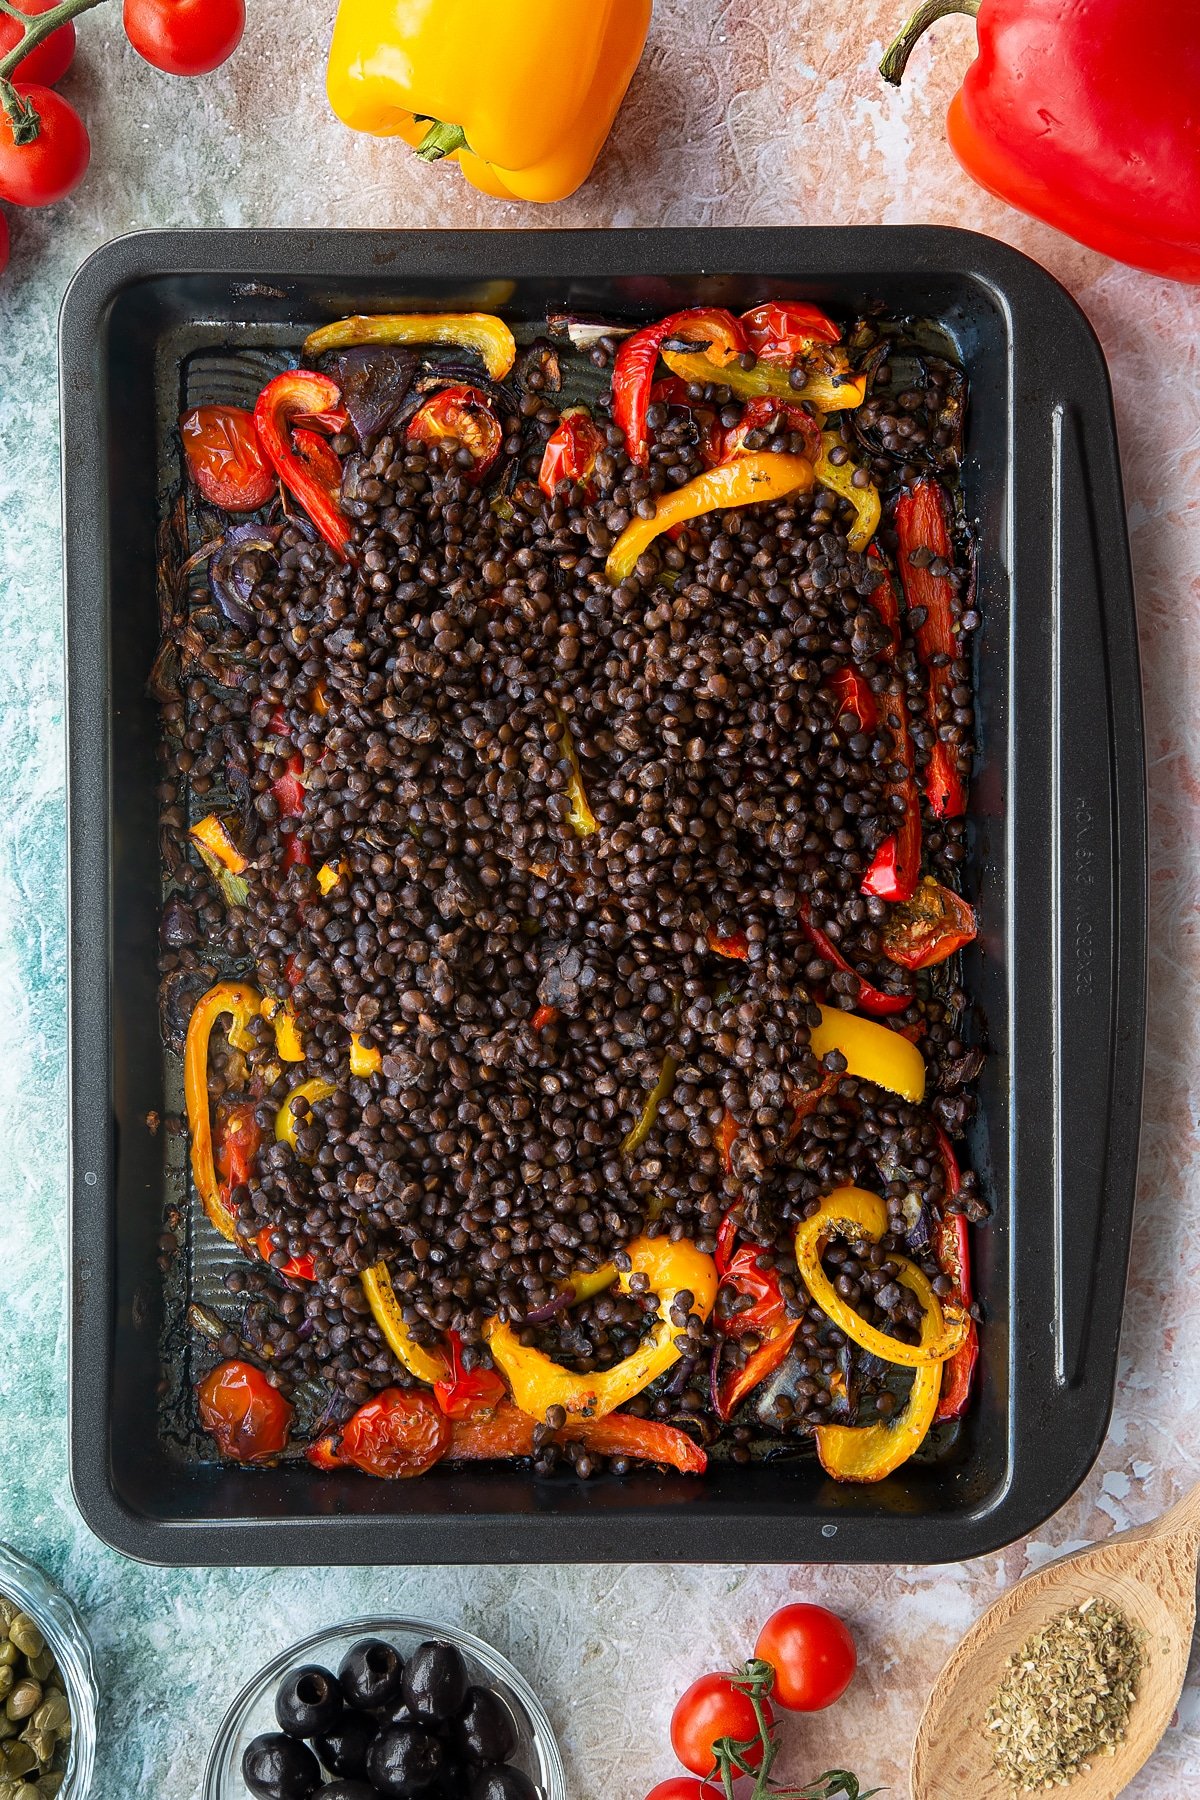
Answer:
660;344;868;415
303;312;516;380
486;1236;718;1420
814;430;881;553
350;1032;383;1077
552;708;598;837
809;1005;926;1103
325;0;651;204
274;1077;337;1156
261;993;304;1063
621;1054;678;1155
795;1187;969;1368
606;453;815;584
184;982;263;1244
362;1262;453;1388
814;1264;946;1485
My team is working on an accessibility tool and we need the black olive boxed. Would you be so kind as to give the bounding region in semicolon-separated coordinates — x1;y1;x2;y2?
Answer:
242;1731;321;1800
313;1785;380;1800
276;1666;345;1738
434;1758;469;1800
315;1712;378;1779
468;1770;537;1800
367;1724;445;1797
339;1638;407;1713
451;1689;516;1767
401;1642;468;1724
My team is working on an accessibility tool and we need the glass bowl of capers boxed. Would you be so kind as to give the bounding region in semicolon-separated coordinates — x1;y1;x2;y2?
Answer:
0;1542;96;1799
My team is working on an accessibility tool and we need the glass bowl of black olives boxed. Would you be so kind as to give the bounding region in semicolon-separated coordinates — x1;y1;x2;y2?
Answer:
202;1618;566;1800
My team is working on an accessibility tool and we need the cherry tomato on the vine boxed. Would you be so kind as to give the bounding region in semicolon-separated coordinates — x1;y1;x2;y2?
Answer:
0;86;90;207
181;405;275;510
123;0;246;77
670;1673;772;1777
754;1604;857;1712
0;0;76;87
644;1782;722;1800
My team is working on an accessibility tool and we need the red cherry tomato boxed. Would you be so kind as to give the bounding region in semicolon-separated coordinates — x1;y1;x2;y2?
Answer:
407;385;502;481
754;1604;857;1712
880;876;977;971
538;406;604;497
123;0;245;76
670;1673;772;1777
644;1783;722;1800
0;0;76;87
180;405;274;510
740;302;841;364
0;86;89;208
336;1388;452;1480
197;1360;293;1462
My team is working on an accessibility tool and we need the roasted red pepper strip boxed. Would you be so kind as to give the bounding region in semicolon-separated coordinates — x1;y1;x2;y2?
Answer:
715;1112;740;1178
713;1320;800;1422
448;1402;707;1474
882;875;977;970
290;427;344;509
530;1004;559;1032
613;308;746;466
216;1102;262;1206
255;1226;317;1283
861;548;922;903
539;405;605;497
934;1127;978;1422
650;376;725;469
714;1244;787;1338
721;394;822;465
894;479;967;819
798;899;909;1017
828;666;878;732
272;752;306;820
714;1203;741;1277
706;926;749;960
254;371;353;559
433;1332;508;1420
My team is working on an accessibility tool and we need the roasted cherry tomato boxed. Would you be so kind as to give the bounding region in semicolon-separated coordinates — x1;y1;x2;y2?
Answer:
0;85;89;208
881;875;977;970
123;0;245;76
754;1604;857;1712
180;406;275;511
740;301;841;363
407;384;502;481
336;1388;451;1479
214;1100;262;1204
0;0;75;86
197;1359;292;1462
670;1673;771;1777
538;406;604;497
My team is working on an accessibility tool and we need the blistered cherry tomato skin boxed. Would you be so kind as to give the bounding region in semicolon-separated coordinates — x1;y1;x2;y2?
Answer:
123;0;245;76
197;1360;293;1462
0;0;76;87
670;1674;770;1776
0;86;90;207
740;301;840;362
181;405;275;510
754;1604;857;1712
406;385;502;479
337;1388;451;1479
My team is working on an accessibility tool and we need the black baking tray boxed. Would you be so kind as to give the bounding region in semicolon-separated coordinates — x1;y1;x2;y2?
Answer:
62;227;1145;1566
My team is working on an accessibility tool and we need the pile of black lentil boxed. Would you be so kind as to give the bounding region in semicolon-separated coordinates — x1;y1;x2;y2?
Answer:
155;309;985;1473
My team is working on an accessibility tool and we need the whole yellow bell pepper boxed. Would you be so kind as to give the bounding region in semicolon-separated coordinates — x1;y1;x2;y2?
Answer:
325;0;652;204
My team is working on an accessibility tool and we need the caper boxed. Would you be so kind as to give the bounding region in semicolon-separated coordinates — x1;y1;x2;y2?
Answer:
0;1649;16;1673
0;1715;16;1741
0;1674;11;1707
35;1777;63;1800
22;1659;51;1691
17;1730;52;1768
0;1781;19;1800
7;1623;41;1663
4;1685;39;1725
0;1744;35;1780
31;1696;67;1739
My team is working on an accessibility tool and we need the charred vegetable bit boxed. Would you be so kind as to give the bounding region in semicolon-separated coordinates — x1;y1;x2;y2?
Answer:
170;297;983;1484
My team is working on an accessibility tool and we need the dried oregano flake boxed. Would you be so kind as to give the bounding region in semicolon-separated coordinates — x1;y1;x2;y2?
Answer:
985;1597;1143;1790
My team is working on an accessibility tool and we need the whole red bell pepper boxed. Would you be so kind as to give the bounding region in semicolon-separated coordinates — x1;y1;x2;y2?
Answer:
254;371;353;559
893;479;967;819
933;1126;979;1422
798;899;910;1018
860;549;922;902
880;0;1200;284
613;308;747;466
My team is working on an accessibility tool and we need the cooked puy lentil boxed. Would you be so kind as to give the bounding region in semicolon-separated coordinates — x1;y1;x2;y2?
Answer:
157;301;985;1480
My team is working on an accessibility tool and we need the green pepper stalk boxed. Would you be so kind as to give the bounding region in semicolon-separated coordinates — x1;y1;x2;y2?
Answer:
0;0;108;142
706;1659;881;1800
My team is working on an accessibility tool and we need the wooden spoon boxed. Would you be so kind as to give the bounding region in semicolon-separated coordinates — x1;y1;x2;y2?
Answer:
911;1482;1200;1800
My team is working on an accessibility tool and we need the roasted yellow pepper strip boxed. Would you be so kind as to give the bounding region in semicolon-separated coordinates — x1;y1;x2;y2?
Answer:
362;1261;453;1387
317;859;346;895
621;1054;678;1155
486;1236;718;1421
183;982;262;1244
350;1033;382;1076
303;312;517;380
810;1005;926;1103
552;708;598;837
795;1187;968;1367
190;813;246;873
606;454;815;584
274;1077;337;1155
325;0;651;204
814;430;881;552
660;345;868;415
261;993;304;1062
815;1264;945;1484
